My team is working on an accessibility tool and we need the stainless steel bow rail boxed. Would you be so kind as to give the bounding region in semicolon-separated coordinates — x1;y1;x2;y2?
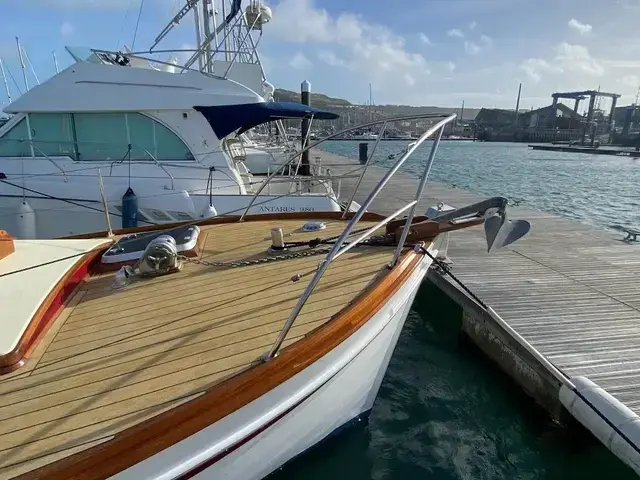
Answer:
262;113;456;360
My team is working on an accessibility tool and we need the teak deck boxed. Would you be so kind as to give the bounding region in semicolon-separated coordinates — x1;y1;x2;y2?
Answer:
0;218;395;479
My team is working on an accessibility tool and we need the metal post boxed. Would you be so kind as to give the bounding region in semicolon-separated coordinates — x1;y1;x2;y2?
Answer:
98;169;114;237
201;0;213;72
300;80;311;176
16;37;28;92
391;126;445;266
341;121;387;218
550;95;558;129
608;96;618;132
514;83;522;126
52;51;59;74
221;0;229;61
263;115;455;359
582;94;596;144
193;3;204;71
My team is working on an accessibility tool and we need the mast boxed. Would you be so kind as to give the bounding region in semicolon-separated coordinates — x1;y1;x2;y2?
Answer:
22;46;40;85
514;82;522;126
221;0;229;61
0;58;11;104
460;99;465;123
369;82;373;122
201;0;213;72
192;2;204;71
52;51;60;74
16;37;28;92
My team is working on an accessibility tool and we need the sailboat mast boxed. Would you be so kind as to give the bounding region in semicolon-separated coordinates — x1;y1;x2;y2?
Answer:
52;51;59;74
192;2;204;71
22;46;40;85
369;82;373;122
15;37;28;92
0;58;11;104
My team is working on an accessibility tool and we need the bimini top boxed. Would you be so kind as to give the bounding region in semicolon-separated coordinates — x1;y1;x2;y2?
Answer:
194;102;339;138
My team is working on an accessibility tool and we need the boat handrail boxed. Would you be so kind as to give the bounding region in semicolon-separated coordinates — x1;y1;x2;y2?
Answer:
262;113;456;359
238;113;455;221
108;146;176;190
0;137;183;189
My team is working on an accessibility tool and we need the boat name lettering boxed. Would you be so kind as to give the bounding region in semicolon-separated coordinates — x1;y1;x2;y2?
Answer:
258;206;316;213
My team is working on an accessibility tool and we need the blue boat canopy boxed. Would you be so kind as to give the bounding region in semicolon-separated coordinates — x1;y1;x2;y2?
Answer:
194;102;339;139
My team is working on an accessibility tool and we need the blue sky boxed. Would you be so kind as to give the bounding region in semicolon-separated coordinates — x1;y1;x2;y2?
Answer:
1;0;640;111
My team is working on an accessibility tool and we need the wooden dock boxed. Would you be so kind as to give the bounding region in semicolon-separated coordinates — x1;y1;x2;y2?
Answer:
319;148;640;469
529;144;640;157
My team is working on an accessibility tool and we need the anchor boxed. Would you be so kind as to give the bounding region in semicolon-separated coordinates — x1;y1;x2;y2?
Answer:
388;197;531;252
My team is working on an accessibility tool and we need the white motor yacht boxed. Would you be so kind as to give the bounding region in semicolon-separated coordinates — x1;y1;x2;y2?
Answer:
0;53;347;239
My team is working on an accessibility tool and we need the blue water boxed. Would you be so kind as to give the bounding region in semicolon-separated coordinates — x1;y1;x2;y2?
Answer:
323;140;640;232
270;142;639;479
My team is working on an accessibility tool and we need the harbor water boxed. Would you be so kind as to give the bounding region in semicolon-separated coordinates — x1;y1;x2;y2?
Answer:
323;140;640;233
272;142;639;479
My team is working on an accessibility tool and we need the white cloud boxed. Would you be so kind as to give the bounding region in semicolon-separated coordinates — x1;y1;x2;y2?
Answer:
38;0;136;10
318;50;348;67
60;21;74;36
418;33;432;45
270;0;430;91
289;51;312;70
520;58;559;82
554;42;603;75
469;21;477;30
447;29;464;38
568;18;593;35
447;61;456;72
519;42;602;82
620;74;640;87
404;73;416;86
480;34;492;46
464;41;481;55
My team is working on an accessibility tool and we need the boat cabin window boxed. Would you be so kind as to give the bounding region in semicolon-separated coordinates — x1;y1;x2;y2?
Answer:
0;118;30;157
0;113;194;162
73;113;194;162
29;113;76;158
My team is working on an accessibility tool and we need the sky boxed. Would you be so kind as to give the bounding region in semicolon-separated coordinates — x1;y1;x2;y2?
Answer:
1;0;640;111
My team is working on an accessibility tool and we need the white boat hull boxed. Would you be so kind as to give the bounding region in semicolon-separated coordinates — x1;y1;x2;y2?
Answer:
115;253;433;480
0;193;343;238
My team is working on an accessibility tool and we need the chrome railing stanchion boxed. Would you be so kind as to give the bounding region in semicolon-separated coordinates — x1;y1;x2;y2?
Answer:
391;125;445;266
263;114;456;359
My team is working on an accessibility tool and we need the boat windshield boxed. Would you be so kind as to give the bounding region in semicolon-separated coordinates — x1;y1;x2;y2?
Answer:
65;46;129;66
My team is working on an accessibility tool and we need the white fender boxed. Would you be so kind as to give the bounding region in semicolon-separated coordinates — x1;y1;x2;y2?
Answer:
199;204;218;219
560;376;640;474
16;200;36;239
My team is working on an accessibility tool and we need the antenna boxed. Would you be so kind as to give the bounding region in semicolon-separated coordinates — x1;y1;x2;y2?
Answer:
635;86;640;106
0;57;11;104
16;37;28;91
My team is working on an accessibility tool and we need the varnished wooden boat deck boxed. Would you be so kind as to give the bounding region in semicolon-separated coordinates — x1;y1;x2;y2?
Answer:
0;218;395;479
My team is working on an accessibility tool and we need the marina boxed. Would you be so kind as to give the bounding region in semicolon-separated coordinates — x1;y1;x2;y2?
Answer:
2;0;640;478
319;145;640;476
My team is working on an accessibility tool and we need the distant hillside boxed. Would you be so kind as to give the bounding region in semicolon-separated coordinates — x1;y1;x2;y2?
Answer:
373;104;480;121
273;88;478;121
274;89;352;108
